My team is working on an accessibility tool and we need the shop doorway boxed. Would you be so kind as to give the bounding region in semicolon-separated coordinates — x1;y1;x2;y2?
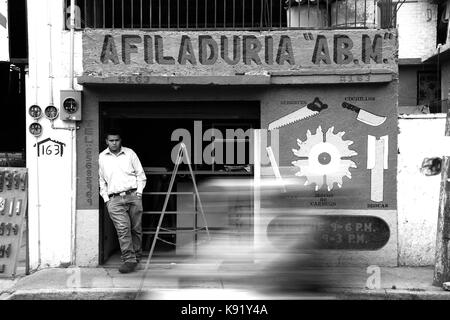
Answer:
99;101;260;265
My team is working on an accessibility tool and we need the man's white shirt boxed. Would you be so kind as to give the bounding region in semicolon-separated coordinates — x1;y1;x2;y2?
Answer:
99;147;147;202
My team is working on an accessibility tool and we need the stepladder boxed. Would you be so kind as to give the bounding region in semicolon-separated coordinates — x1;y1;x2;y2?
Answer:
144;142;210;266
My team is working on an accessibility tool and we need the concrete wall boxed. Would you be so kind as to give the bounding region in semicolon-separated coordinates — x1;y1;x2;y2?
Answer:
26;0;83;269
397;0;437;60
398;115;446;266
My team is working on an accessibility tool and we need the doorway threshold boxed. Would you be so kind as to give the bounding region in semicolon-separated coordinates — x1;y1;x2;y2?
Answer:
102;251;197;268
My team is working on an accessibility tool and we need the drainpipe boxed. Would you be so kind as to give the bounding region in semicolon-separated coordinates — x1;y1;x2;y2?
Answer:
437;43;442;112
34;1;42;270
69;1;75;90
69;0;77;266
48;0;77;266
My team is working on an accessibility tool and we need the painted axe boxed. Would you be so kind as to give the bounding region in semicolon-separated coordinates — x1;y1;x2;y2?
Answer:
342;102;386;127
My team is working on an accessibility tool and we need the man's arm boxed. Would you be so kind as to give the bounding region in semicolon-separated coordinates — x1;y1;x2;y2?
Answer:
131;151;147;196
98;157;110;203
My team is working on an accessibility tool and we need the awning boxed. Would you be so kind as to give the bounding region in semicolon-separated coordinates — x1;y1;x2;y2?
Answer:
423;44;450;64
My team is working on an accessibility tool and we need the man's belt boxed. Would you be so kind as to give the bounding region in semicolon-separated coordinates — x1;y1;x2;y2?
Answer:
108;188;137;198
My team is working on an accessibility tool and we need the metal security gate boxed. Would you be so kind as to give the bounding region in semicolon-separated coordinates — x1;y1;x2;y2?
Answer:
64;0;398;30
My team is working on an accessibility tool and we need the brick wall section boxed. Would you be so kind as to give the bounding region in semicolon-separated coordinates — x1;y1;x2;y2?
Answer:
397;0;437;59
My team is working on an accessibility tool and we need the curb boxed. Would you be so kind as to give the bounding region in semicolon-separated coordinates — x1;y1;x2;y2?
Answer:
5;288;142;300
4;288;335;300
3;287;450;300
331;288;450;300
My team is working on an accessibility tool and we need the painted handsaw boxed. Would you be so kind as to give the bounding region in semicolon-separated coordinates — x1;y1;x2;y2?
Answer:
268;97;328;131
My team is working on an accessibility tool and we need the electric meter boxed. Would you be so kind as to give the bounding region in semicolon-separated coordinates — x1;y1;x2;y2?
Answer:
63;98;78;114
44;105;59;120
29;122;43;137
60;90;82;121
28;105;42;120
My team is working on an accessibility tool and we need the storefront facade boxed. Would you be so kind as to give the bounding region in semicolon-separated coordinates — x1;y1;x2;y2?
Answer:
26;0;399;269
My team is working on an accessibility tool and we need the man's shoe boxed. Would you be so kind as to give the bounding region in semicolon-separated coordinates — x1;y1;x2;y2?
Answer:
119;261;138;273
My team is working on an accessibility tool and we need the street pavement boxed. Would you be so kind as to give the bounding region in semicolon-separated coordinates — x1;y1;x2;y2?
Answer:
1;235;449;300
0;262;449;300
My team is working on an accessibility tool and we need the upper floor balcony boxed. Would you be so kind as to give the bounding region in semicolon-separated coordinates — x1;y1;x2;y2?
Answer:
64;0;398;31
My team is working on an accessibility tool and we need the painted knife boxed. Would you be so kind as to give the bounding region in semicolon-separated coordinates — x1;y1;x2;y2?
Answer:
269;97;328;131
342;102;386;127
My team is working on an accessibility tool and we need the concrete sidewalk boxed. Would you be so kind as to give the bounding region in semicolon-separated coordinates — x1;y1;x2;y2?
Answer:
0;263;449;300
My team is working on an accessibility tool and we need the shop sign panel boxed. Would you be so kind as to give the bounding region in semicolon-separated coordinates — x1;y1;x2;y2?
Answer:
83;29;397;78
260;85;397;210
267;214;390;251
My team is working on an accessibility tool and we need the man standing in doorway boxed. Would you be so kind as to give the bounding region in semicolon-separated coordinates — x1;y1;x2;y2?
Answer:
99;129;146;273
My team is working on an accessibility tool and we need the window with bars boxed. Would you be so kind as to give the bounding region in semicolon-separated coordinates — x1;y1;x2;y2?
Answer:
377;0;397;29
64;0;396;30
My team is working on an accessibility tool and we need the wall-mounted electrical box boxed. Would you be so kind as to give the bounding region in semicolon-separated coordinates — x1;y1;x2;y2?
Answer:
60;90;82;121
